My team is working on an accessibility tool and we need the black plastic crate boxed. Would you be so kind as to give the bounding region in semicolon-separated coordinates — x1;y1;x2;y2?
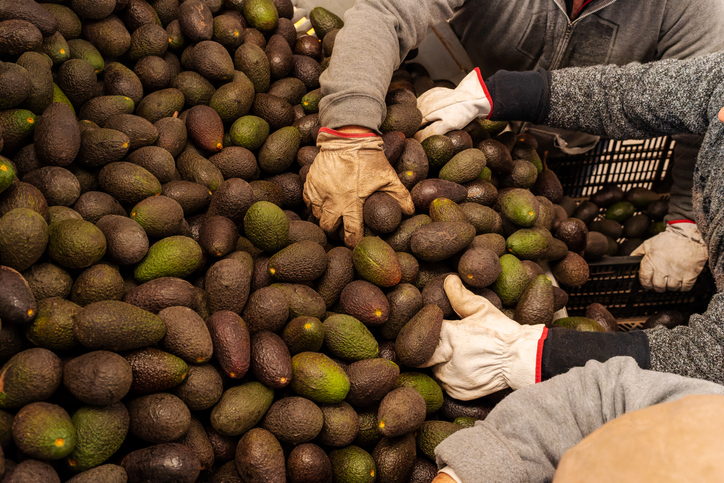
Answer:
547;136;675;198
560;256;716;320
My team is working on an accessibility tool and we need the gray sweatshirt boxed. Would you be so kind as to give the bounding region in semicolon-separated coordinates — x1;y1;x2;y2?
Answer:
319;0;724;132
435;356;724;482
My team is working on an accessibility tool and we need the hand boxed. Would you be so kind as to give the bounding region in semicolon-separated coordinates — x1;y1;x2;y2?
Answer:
432;474;458;483
420;275;546;400
302;127;415;248
631;221;708;292
413;67;492;143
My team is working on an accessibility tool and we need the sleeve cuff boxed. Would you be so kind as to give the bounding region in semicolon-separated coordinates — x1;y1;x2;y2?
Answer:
438;467;463;483
318;94;386;134
486;68;551;124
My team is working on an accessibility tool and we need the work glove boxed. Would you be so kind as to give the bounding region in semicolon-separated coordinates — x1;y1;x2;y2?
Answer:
413;67;492;143
302;128;415;248
631;221;708;292
420;274;546;400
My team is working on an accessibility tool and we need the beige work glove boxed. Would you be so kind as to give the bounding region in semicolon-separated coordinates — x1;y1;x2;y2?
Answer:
414;67;493;143
420;275;546;400
302;128;415;248
631;221;708;292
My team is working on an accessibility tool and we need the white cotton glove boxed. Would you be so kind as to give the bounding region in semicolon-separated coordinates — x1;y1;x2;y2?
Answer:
302;128;415;248
420;275;546;400
413;67;492;143
631;221;708;293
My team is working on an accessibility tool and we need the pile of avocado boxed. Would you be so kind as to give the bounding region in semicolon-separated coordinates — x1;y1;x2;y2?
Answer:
560;184;668;259
0;0;623;481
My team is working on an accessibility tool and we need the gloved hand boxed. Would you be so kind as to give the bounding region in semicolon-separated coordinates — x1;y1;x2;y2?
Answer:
413;67;492;143
631;221;708;292
302;127;415;248
420;275;546;400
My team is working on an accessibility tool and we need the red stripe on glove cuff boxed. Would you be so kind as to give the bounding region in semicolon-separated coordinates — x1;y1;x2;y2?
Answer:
535;327;549;384
667;220;696;225
473;67;494;120
318;127;379;138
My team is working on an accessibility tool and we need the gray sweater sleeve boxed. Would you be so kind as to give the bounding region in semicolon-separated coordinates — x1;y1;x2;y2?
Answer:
317;0;464;131
435;356;724;483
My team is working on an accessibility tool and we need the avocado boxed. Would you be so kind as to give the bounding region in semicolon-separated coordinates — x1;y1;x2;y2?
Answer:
121;443;201;483
378;284;423;341
22;166;81;206
626;186;660;209
198;215;239;258
265;34;293;80
176;0;212;41
206;258;253;314
234;43;271;93
56;58;97;109
68;261;124;307
129;195;184;240
409;457;438;483
0;208;48;272
124;347;188;394
16;51;53;115
243;200;289;253
490;254;530;306
0;348;61;408
98;161;161;205
239;287;287;334
394;372;444;414
506;228;549;260
514;274;554;326
384;215;431;253
127;23;167;61
323;314;379;361
11;402;75;460
584;231;610;261
281;316;325;355
176;148;224;193
428;197;468;223
287;443;333;483
551;251;590;288
588;218;623;239
250;330;292;389
585;302;618;332
589;184;625;208
457;247;502;288
571;200;600;226
421;134;455;170
261;396;324;445
554;217;589;252
372;433;417;483
415;420;462;461
420;273;455;318
552;316;606;332
339;280;390;327
0;109;37;155
133;235;203;283
380;104;423;139
63;350;132;406
22;262;72;301
268;240;327;284
499;188;540;227
33;102;80;167
74;300;166;351
313;246;353;308
395;304;443;367
410;221;476;262
125;146;175;184
211;381;274;436
605;200;636;223
0;62;31;111
3;460;60;482
460;202;502;233
127;392;190;444
212;12;244;50
411;178;468;212
171;363;223;412
103;61;144;104
95;215;149;266
158;306;213;364
161;180;212;217
645;198;670;221
65;465;127;483
66;402;128;472
258;125;301;174
376;387;426;439
271;282;327;319
204;310;250;379
134;55;172;95
251;93;295;131
642;310;687;330
175;416;214;471
235;428;285;482
439;148;487;184
136;88;185;124
0;0;59;36
329;445;376;483
290;351;350;404
67;39;104;75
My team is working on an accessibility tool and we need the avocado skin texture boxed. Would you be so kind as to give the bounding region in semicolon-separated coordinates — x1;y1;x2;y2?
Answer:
121;443;201;483
210;382;274;436
0;265;37;324
395;304;443;368
514;274;555;327
133;235;203;283
11;401;76;460
372;433;417;483
67;402;129;472
235;428;286;482
290;351;350;404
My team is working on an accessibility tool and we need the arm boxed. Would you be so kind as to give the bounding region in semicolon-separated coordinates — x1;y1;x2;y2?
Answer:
435;357;724;483
318;0;465;131
657;1;724;60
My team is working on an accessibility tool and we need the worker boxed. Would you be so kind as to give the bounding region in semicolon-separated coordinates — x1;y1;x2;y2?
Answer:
431;356;724;482
420;51;724;407
304;0;724;292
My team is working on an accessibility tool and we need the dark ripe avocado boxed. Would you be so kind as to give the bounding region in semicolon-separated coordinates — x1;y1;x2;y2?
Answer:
211;381;274;437
0;347;62;409
242;286;290;333
95;215;149;266
382;131;407;164
464;178;499;207
206;310;251;379
588;218;623;240
74;300;166;352
34;102;80;167
124;347;188;395
136;88;185;124
158;306;213;364
411;179;469;212
125;146;176;184
127;23;168;61
63;350;132;405
410;457;438;483
340;279;390;327
514;274;554;327
250;330;292;389
555;217;589;252
585;302;618;332
626;186;661;209
105;114;158;151
17;51;54;115
4;460;60;482
589;184;625;208
22;262;73;301
198;215;239;258
189;40;234;82
0;207;48;272
384;214;432;253
642;310;687;330
266;34;294;80
0;265;37;324
645;198;669;221
380;283;423;341
287;443;334;483
291;54;322;90
70;262;124;307
0;0;59;37
122;443;201;483
316;401;359;448
372;433;417;483
127;393;190;443
288;219;327;246
571;200;600;226
65;464;128;483
185;105;224;152
206;257;253;314
177;0;213;42
76;127;130;168
175;417;214;471
345;358;400;408
395;138;429;189
172;364;224;411
130;195;185;239
377;387;426;438
380;103;423;139
552;316;606;332
617;237;644;256
235;428;286;482
551;251;590;288
261;396;324;445
410;221;476;262
478;138;513;175
457;247;502;288
395;304;443;367
162;180;213;217
583;231;610;261
0;62;32;111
